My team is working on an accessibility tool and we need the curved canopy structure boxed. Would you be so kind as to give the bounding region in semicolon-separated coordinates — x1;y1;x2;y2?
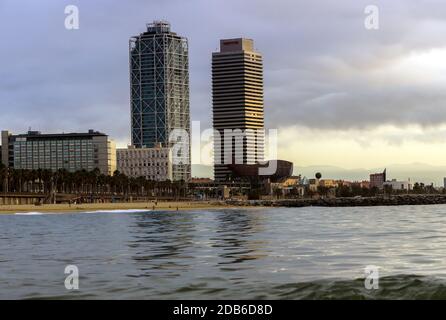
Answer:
228;160;293;183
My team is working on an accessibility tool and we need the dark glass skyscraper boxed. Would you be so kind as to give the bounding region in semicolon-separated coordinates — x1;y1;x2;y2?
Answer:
129;21;191;181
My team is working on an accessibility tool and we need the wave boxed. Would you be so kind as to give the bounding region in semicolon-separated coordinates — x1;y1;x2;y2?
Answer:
14;212;45;215
12;209;152;215
268;274;446;300
9;274;446;299
83;209;152;214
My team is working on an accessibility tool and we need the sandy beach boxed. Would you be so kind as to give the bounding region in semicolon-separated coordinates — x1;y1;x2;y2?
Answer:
0;201;234;214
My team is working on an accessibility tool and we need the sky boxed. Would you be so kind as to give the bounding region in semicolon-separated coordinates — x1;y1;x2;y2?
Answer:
2;0;446;180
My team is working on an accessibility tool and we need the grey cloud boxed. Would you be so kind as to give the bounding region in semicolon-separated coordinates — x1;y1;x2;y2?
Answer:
1;0;446;141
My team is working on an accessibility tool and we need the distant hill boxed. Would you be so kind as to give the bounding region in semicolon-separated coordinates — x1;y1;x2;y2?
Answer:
294;163;446;186
191;163;446;186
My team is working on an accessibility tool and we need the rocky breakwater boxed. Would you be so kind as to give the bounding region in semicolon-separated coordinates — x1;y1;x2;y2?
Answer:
226;194;446;207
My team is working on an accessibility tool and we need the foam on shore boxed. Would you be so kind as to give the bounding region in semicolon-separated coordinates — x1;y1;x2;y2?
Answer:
14;212;46;215
82;209;152;214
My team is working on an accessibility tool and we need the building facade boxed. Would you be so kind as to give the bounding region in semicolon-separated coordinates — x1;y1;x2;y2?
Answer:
319;179;338;188
282;176;302;187
383;179;412;191
212;38;265;182
370;169;386;189
129;21;191;181
308;178;318;192
1;130;116;175
117;145;172;181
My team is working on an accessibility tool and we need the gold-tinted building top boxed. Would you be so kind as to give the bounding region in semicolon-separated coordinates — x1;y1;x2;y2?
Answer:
219;38;254;53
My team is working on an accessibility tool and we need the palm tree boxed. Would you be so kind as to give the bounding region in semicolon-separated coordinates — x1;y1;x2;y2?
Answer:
0;163;8;193
0;166;192;200
41;169;53;194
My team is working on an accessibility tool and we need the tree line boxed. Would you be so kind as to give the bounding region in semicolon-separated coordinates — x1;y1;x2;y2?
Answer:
0;164;188;198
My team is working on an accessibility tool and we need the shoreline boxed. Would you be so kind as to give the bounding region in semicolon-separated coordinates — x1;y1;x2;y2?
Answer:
0;201;234;215
2;194;446;214
228;194;446;207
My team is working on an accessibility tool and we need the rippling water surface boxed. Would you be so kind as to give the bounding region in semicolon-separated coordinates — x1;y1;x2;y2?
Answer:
2;205;446;299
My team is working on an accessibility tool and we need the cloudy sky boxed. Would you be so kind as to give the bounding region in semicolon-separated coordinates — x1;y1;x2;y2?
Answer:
2;0;446;178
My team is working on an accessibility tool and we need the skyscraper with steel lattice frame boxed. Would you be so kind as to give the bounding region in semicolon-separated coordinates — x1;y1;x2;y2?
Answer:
212;38;265;182
129;21;191;181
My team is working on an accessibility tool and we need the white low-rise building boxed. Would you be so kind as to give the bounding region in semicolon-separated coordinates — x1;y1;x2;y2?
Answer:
383;179;412;191
117;145;172;181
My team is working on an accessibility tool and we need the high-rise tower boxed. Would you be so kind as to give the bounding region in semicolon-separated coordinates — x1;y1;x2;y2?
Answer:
212;38;265;182
129;21;191;181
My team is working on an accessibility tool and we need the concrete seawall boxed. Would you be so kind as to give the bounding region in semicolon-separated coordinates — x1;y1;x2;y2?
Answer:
227;194;446;207
0;194;45;205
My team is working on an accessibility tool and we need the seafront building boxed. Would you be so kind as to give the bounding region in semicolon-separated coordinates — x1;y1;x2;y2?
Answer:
1;130;116;175
383;179;412;191
117;145;172;181
212;38;265;182
319;179;338;188
129;21;191;181
370;169;386;189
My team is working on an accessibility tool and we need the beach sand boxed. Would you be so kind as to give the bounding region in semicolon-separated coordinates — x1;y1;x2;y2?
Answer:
0;201;233;214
